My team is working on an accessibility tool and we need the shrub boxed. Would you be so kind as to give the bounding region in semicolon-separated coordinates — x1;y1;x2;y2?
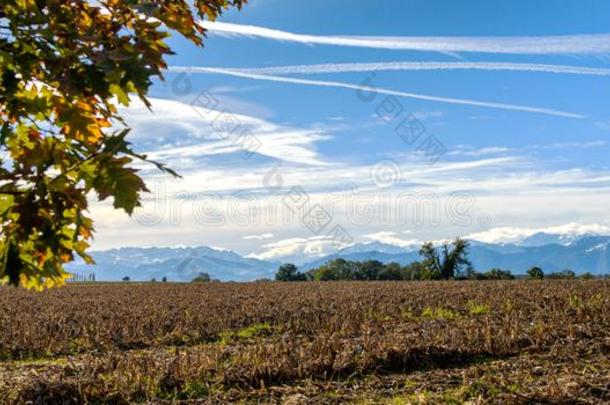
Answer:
547;269;577;279
527;267;544;280
484;269;515;280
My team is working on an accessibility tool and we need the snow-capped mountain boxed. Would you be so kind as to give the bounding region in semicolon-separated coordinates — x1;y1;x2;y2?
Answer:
67;246;279;282
339;241;418;255
519;232;595;247
301;235;610;275
67;234;610;281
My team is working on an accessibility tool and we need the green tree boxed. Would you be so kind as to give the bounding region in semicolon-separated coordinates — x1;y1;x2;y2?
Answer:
312;265;335;281
313;259;357;281
0;0;245;289
484;268;515;280
401;261;425;280
419;238;472;280
275;264;307;282
378;262;403;280
355;260;383;280
527;266;544;280
466;268;486;280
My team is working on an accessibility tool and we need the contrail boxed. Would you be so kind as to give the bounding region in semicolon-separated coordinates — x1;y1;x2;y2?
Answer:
229;61;610;76
199;21;610;55
168;67;584;119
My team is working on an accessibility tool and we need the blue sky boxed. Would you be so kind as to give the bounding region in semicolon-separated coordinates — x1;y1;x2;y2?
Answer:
91;0;610;262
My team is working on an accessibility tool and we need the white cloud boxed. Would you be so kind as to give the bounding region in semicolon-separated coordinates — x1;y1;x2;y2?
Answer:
83;98;610;253
169;67;583;119
243;232;274;240
412;111;444;120
363;231;421;248
466;222;610;244
228;61;610;77
199;21;610;55
448;146;510;157
533;141;607;149
121;97;331;167
248;236;352;263
448;141;607;157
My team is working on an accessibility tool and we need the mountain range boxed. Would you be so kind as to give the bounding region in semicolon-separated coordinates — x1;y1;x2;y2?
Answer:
67;233;610;281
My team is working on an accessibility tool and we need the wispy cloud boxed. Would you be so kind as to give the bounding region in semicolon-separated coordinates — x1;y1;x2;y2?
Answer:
448;146;510;157
230;61;610;77
122;97;330;167
243;232;274;240
449;141;607;157
168;67;584;119
199;21;610;55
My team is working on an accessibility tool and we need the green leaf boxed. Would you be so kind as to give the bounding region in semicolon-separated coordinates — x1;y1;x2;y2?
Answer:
109;83;130;106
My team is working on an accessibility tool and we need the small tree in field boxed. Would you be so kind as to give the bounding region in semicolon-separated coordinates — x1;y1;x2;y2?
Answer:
419;238;472;280
0;0;245;289
527;266;544;279
275;264;307;282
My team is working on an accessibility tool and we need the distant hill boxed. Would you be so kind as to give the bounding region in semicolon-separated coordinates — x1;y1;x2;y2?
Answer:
67;234;610;281
302;235;610;275
67;246;279;282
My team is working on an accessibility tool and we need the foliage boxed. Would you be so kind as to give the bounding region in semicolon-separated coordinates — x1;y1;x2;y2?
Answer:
483;268;515;280
121;276;129;282
467;300;491;315
274;263;307;281
354;260;384;280
306;240;473;281
547;269;577;279
421;306;461;320
0;0;245;289
527;266;544;279
306;259;437;281
419;238;472;279
377;262;403;280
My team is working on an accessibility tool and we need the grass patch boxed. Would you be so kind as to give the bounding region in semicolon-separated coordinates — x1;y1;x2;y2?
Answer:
421;306;461;321
467;300;491;315
219;322;273;344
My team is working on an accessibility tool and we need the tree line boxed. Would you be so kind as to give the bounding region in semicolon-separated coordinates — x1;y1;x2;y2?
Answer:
275;239;595;281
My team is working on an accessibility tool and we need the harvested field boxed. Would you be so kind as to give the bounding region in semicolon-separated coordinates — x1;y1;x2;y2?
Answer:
1;280;609;403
